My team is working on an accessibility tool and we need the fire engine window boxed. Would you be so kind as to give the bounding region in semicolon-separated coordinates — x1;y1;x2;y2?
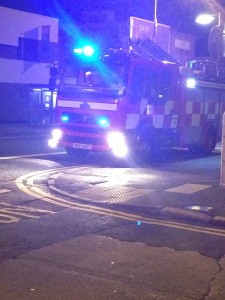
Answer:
129;66;145;102
144;70;171;104
129;67;172;104
63;65;79;86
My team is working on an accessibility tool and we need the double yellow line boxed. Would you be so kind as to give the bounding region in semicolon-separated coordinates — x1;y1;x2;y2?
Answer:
16;166;225;238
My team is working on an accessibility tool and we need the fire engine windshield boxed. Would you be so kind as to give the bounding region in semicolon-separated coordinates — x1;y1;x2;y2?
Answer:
59;54;130;98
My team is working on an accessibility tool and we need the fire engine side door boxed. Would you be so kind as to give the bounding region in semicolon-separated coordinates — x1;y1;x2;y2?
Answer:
125;61;179;150
126;63;175;125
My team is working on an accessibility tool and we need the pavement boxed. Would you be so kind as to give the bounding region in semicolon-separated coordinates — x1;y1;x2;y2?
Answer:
1;122;225;227
1;122;225;300
0;122;51;137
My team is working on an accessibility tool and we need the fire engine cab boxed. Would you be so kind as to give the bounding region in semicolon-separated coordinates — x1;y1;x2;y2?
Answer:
49;38;225;158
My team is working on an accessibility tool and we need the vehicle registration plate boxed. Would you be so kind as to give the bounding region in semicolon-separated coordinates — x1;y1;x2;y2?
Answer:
72;143;92;150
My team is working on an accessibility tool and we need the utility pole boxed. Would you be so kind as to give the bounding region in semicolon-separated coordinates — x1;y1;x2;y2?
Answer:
153;0;158;41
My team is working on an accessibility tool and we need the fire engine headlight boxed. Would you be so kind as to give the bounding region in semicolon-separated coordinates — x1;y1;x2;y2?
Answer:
48;128;62;148
107;131;128;158
52;128;62;139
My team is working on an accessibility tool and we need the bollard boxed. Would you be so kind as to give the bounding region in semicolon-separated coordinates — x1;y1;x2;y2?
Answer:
220;112;225;188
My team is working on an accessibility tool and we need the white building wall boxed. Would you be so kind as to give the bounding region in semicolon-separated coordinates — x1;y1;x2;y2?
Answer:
0;6;58;85
0;7;59;122
0;6;58;46
0;59;50;84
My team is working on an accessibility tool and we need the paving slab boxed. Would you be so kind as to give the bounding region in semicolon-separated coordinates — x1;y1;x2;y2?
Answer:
0;235;219;300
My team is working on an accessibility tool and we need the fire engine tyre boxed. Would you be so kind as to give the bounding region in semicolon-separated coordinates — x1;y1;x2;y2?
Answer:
203;130;216;154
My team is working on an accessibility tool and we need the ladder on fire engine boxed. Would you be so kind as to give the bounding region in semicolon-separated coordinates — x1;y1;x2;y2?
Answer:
129;38;178;64
187;57;225;83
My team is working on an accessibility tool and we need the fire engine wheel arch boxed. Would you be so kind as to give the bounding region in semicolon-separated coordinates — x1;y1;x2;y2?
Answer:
135;125;159;155
188;127;217;154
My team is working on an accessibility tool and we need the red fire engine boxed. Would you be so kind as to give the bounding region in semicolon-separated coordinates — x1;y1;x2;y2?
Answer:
48;39;225;158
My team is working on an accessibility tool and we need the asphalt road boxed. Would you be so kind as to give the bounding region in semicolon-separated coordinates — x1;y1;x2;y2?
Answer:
0;133;225;299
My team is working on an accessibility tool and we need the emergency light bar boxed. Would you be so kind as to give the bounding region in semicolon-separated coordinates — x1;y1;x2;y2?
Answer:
73;44;96;58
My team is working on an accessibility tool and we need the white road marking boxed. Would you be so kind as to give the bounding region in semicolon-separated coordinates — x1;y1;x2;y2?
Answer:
0;202;55;224
0;189;11;194
0;135;47;139
0;152;65;160
15;168;225;237
0;214;20;223
164;183;211;194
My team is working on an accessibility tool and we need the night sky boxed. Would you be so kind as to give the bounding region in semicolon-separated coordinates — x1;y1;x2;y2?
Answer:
1;0;225;55
1;0;225;35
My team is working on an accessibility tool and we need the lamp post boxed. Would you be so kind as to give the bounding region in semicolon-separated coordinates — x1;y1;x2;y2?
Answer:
196;13;225;188
153;0;158;41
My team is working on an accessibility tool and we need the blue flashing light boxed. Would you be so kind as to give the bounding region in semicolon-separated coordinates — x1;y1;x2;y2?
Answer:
61;114;70;123
137;221;141;226
97;116;109;127
74;48;82;55
73;43;97;58
83;45;95;57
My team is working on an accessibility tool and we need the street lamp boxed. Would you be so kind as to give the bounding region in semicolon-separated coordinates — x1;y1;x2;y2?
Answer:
195;13;218;26
195;12;224;60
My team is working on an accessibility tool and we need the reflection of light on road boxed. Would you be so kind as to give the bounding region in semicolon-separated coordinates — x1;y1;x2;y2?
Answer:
215;142;221;151
15;167;225;238
185;205;213;212
0;152;65;160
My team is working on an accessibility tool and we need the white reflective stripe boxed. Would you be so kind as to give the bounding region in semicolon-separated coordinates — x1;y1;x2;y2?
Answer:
204;102;209;114
200;102;204;114
57;100;117;111
191;114;200;126
89;102;117;111
125;114;140;129
164;100;174;114
198;80;225;89
186;101;193;114
58;100;82;108
215;103;220;114
153;115;164;128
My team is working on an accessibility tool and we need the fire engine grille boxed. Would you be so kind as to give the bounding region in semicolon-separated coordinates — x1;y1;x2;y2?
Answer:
63;135;105;145
65;125;105;134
